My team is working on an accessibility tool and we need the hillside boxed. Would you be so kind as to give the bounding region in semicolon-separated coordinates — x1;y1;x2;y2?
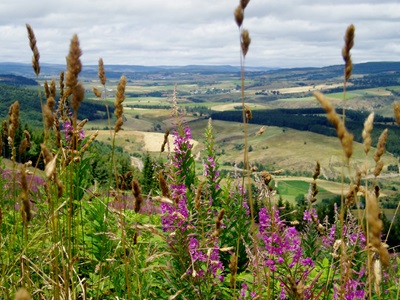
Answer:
1;61;400;80
0;84;109;127
210;108;400;156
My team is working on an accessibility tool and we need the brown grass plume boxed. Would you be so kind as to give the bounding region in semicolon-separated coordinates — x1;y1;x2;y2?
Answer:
15;288;32;300
26;24;40;76
114;75;127;133
314;92;353;159
362;113;374;155
8;101;20;142
98;58;107;85
366;190;390;266
342;24;355;82
241;29;251;57
20;166;31;223
65;34;84;113
132;180;144;213
393;102;400;125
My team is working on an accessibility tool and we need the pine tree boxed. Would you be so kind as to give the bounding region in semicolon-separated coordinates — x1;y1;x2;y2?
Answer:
141;152;155;194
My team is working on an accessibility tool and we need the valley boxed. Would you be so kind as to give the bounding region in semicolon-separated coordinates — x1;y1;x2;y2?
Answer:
1;61;400;205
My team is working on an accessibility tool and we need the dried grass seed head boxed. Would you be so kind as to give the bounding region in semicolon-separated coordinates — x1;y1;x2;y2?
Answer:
50;79;56;98
20;166;31;222
240;0;250;9
44;81;50;99
394;101;400;125
59;71;65;97
260;171;272;186
44;96;56;128
8;101;20;141
362;112;374;155
241;29;251;57
195;181;204;210
19;130;32;155
71;82;85;113
314;92;353;159
77;118;88;130
98;58;107;85
374;160;384;178
366;190;390;266
313;161;320;180
15;287;32;300
114;75;126;118
132;179;144;213
80;130;98;154
342;24;355;82
93;87;102;97
342;131;354;159
65;34;82;91
40;143;53;165
234;5;244;27
256;126;266;136
161;129;170;152
373;128;388;163
245;105;252;122
26;24;40;76
159;171;171;198
114;75;126;133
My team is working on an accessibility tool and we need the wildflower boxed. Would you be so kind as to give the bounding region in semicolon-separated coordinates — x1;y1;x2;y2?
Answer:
303;208;318;223
240;283;248;299
322;223;337;248
259;206;315;297
189;237;207;262
62;119;84;144
208;242;224;277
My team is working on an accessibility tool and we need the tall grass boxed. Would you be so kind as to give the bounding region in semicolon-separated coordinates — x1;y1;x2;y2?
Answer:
0;2;399;300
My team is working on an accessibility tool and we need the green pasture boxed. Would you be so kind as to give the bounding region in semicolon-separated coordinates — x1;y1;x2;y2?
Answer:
326;92;358;100
124;96;170;106
275;96;316;102
180;102;221;108
276;180;335;203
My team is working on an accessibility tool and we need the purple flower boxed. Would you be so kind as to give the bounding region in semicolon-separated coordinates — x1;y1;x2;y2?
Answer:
265;259;276;272
303;208;318;223
259;206;315;295
62;119;85;144
209;242;224;277
279;287;287;300
242;201;250;215
301;257;314;268
240;283;248;298
322;224;337;248
189;237;207;262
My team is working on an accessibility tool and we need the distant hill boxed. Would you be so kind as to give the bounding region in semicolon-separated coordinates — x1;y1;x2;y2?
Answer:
0;62;275;78
0;74;36;86
0;84;109;128
1;61;399;80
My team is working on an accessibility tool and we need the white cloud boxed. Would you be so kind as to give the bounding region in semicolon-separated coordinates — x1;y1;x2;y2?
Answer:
0;0;399;68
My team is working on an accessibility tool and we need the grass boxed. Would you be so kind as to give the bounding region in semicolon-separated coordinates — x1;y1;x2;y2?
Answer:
276;179;336;203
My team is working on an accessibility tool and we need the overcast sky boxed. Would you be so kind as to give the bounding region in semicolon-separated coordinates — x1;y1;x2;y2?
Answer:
1;0;399;68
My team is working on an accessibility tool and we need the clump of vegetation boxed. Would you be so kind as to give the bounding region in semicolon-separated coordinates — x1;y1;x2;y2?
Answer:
0;4;399;300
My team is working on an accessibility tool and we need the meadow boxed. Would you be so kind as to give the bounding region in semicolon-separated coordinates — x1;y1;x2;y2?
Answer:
1;2;400;300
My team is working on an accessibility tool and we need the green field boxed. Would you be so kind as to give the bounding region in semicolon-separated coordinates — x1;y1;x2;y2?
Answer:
276;180;335;203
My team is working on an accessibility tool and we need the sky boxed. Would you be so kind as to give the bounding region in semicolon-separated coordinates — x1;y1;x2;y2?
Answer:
0;0;399;68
